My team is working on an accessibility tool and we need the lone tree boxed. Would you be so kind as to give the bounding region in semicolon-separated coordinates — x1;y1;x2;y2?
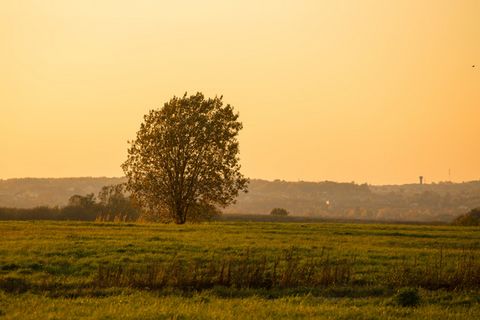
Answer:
122;92;248;224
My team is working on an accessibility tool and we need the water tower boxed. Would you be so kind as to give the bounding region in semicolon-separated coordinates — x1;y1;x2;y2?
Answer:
419;176;424;185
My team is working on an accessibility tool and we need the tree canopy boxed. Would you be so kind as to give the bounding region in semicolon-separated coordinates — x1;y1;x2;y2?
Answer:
122;92;248;224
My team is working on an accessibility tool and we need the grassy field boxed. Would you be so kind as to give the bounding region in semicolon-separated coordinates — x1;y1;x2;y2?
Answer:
0;221;479;319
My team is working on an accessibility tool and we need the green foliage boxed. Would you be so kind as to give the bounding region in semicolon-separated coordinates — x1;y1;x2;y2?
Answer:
394;287;421;307
122;92;248;224
96;184;140;222
270;208;289;216
452;208;480;226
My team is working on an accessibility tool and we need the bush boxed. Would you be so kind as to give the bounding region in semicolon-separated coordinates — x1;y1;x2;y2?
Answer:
394;287;421;307
270;208;289;216
452;208;480;226
188;202;222;222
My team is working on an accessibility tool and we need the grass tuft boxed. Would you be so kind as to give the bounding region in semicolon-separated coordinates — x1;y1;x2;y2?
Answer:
394;287;421;307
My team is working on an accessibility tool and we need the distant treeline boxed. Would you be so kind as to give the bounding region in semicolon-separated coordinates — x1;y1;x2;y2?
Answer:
2;178;480;222
225;179;480;222
0;184;139;222
0;177;125;208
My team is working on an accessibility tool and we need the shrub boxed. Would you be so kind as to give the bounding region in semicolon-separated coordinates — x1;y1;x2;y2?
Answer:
186;202;222;222
394;287;421;307
270;208;289;216
452;208;480;226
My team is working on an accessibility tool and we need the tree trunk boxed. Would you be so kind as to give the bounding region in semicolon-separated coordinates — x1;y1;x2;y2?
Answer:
173;204;187;224
174;214;186;224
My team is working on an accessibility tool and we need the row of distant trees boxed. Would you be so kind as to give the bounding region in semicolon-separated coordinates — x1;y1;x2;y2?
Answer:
71;184;140;222
0;183;223;222
267;206;480;225
0;184;139;222
1;187;478;225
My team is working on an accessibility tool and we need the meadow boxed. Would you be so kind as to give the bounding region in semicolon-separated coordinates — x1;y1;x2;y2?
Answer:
0;220;479;319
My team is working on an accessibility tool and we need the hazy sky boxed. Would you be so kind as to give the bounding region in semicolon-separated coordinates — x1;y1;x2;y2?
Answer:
1;0;479;184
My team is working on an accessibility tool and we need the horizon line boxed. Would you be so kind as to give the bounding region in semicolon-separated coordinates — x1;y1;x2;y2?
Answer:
1;176;478;187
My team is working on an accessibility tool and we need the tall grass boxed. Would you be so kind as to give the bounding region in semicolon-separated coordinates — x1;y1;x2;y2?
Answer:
2;249;478;295
95;248;355;290
388;248;480;290
93;248;480;292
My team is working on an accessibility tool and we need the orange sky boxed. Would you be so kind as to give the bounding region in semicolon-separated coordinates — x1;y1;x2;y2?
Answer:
1;0;479;184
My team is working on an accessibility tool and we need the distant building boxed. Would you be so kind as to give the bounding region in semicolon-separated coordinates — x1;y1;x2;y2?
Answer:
419;176;424;185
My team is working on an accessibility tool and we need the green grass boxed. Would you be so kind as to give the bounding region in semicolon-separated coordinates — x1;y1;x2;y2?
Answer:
0;221;479;319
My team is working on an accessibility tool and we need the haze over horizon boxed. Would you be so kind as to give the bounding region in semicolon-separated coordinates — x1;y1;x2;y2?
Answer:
1;1;479;185
2;176;480;187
